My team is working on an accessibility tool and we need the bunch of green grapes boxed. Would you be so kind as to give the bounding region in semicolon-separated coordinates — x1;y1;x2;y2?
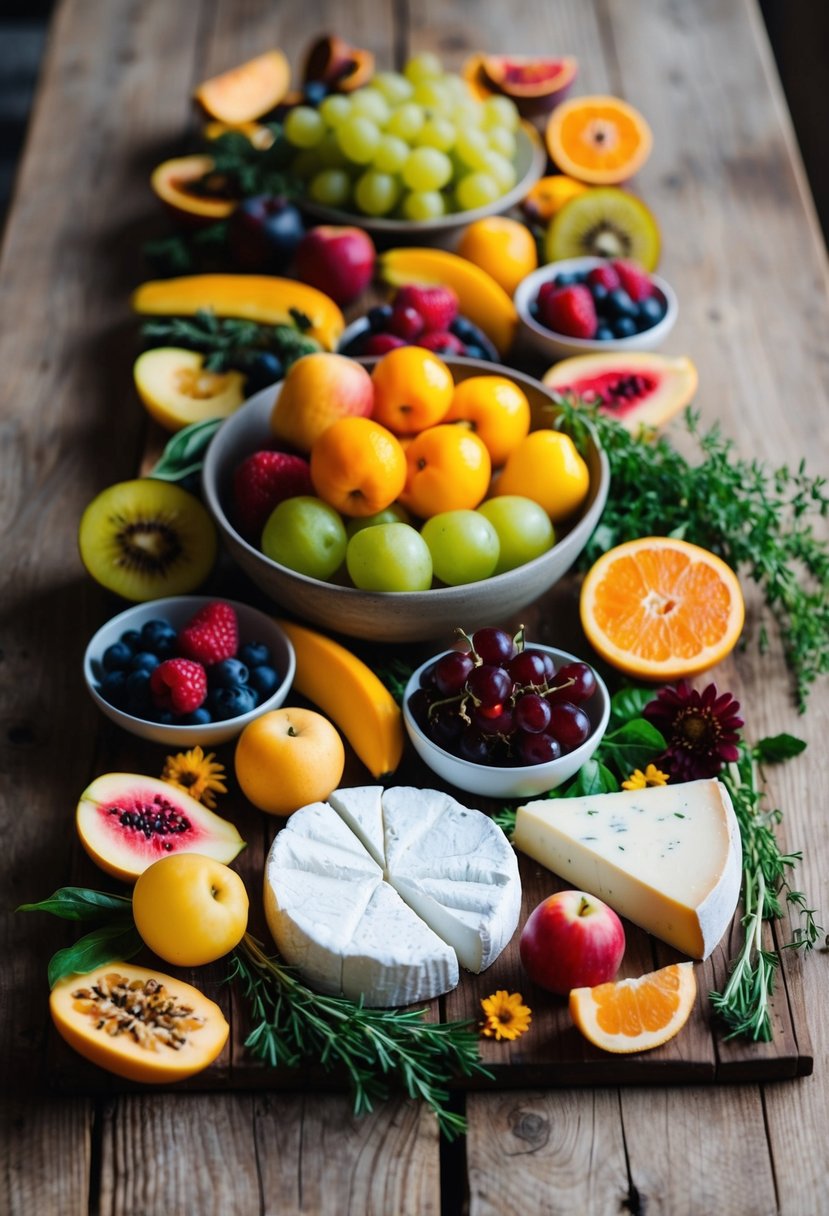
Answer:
281;52;521;219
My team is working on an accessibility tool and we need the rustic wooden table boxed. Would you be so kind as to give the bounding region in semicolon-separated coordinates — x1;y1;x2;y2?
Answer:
2;1;827;1212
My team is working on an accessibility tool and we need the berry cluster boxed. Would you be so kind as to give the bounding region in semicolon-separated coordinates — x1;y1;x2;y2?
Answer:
408;626;598;767
531;259;666;341
342;285;499;361
96;602;282;725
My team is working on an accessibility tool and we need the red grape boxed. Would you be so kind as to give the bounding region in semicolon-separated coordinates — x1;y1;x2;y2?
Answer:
467;664;512;707
473;704;514;735
514;693;552;734
434;650;474;695
555;661;597;703
459;729;490;763
472;627;516;665
519;732;562;764
427;703;464;749
546;701;591;750
507;650;547;687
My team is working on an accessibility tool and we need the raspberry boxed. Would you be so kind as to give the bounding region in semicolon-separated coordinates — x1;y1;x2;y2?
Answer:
586;263;621;292
611;259;654;302
394;285;459;332
233;450;313;537
179;602;239;666
538;284;597;339
150;658;208;715
416;330;467;355
387;305;424;341
362;332;407;356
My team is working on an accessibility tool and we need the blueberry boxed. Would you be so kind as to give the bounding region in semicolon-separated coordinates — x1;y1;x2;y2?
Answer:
130;651;160;674
636;295;666;330
100;670;128;707
120;629;141;653
606;288;638;319
125;669;153;714
140;619;178;657
464;344;488;360
248;665;281;699
367;304;393;332
238;642;271;668
210;658;250;689
181;707;213;725
448;316;499;360
595;325;615;341
103;641;134;672
612;316;638;339
554;271;582;287
210;686;257;720
243;352;285;395
151;709;176;725
590;283;609;306
528;301;539;318
303;80;328;106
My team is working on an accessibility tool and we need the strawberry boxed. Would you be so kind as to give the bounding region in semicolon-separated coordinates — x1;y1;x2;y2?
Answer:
362;332;407;356
586;263;621;292
150;658;208;714
394;285;459;332
233;450;313;537
611;259;654;302
387;305;424;341
416;330;467;355
179;602;239;666
538;284;597;339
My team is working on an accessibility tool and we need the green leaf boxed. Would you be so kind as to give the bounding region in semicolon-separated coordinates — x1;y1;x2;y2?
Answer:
48;923;143;989
753;734;807;763
550;758;619;798
609;687;655;728
599;719;666;775
17;886;133;921
149;418;223;482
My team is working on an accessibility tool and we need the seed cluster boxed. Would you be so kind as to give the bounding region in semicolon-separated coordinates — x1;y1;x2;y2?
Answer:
108;793;192;845
71;972;206;1052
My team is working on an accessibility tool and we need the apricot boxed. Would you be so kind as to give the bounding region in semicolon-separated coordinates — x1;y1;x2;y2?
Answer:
310;416;407;517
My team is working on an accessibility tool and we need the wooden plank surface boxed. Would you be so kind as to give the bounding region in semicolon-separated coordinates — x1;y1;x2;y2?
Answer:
1;0;827;1213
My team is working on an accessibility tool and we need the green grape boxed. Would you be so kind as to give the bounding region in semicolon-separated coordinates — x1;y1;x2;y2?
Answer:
319;94;352;128
415;116;456;152
404;52;444;84
284;105;325;148
346;523;433;592
346;503;411;539
373;71;414;105
386;103;425;142
452;99;484;128
373;134;410;174
477;497;555;573
482;94;520;132
354;170;400;216
261;497;348;581
441;72;471;102
402;190;446;221
487;126;516;159
309;169;352;207
317;131;349;168
402;147;452;191
456;171;500;210
290;149;324;180
349;87;391;125
337;116;382;164
421;510;500;585
454;128;490;170
412;79;451;111
485;151;516;191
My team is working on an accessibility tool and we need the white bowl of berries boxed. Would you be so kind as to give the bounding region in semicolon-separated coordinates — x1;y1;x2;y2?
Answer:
83;597;296;746
514;256;678;361
403;628;611;799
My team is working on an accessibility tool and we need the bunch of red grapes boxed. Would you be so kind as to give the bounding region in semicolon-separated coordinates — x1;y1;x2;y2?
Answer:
408;626;598;767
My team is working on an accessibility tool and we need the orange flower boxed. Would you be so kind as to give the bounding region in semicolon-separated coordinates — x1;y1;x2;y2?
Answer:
480;990;532;1041
161;746;227;809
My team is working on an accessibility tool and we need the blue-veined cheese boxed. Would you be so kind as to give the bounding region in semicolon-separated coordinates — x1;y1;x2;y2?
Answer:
513;778;741;959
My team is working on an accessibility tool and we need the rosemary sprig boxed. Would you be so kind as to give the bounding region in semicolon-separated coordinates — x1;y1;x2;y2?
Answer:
231;934;492;1139
141;309;319;372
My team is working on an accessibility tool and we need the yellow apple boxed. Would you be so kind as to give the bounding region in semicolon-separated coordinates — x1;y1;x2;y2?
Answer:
269;352;374;453
234;706;345;815
132;853;249;966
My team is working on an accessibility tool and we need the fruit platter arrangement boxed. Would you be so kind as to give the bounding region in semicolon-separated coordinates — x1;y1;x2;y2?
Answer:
21;32;828;1142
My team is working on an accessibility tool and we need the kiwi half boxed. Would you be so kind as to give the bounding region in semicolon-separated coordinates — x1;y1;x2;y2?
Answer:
545;187;661;270
78;479;217;601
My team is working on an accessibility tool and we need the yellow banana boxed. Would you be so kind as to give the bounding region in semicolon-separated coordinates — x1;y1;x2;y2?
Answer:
378;247;518;355
277;620;404;778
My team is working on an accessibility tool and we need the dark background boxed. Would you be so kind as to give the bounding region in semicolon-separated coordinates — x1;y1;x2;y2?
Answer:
1;1;827;242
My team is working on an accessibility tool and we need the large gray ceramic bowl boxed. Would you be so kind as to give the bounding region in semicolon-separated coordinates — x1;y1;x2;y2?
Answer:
202;358;609;644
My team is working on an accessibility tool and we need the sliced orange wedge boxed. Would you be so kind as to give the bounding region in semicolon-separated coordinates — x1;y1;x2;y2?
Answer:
579;536;745;680
546;95;652;185
570;962;697;1054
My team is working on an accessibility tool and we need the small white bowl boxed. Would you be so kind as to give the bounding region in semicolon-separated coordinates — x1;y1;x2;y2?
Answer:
84;596;296;746
402;644;610;799
514;256;678;361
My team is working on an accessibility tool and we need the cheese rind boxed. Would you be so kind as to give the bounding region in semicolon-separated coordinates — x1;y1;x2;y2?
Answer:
514;778;741;959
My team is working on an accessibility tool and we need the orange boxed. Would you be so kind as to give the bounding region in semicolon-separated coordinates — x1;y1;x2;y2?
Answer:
495;429;589;522
569;962;697;1054
456;217;538;297
370;347;454;435
545;95;653;185
443;376;531;467
579;537;745;680
234;707;345;816
522;174;588;223
310;416;407;517
399;424;491;518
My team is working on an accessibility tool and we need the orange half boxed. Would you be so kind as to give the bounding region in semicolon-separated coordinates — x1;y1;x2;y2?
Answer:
580;536;745;680
546;95;653;185
570;962;696;1054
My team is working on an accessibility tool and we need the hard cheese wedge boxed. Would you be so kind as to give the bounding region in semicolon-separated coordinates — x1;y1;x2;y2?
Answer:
513;778;741;959
264;787;520;1006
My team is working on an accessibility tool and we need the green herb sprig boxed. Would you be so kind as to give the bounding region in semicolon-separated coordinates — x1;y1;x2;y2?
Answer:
550;397;829;711
141;308;319;373
231;934;491;1139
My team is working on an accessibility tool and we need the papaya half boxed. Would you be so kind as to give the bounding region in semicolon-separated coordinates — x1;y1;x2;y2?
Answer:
194;50;291;124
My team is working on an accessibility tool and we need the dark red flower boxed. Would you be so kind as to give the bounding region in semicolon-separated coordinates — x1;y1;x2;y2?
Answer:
643;681;744;781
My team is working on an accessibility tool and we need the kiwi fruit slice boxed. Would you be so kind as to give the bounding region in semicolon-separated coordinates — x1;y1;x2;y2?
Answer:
545;187;661;270
78;479;217;601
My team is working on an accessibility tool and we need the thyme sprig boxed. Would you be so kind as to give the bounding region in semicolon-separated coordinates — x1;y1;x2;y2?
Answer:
141;308;319;372
231;934;491;1139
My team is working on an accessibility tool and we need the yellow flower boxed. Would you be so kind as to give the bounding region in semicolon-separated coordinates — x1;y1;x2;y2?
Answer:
480;990;532;1041
622;763;669;791
161;746;227;809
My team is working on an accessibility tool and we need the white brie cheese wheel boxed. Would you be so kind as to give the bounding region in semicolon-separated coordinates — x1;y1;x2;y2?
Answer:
264;786;521;1006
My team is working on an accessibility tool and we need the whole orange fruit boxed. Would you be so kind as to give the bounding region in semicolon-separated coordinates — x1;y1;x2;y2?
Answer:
495;429;589;522
234;707;345;816
443;375;531;467
399;424;491;518
370;347;454;435
456;216;538;296
310;416;407;517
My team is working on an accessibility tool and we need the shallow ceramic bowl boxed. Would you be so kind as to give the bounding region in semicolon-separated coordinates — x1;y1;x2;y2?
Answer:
84;596;296;746
202;359;609;644
514;256;678;361
300;123;545;245
403;644;611;798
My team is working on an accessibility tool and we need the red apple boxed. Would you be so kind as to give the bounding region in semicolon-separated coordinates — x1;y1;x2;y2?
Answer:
294;225;376;305
519;889;625;995
269;352;374;453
